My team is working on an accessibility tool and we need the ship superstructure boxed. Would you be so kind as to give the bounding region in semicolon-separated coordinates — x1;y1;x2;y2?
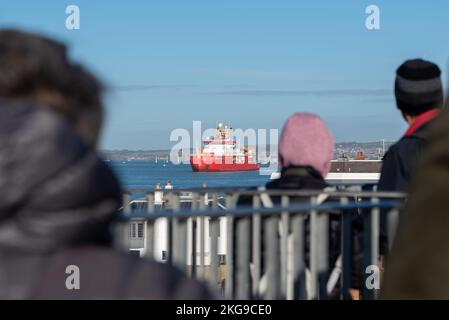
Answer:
190;123;260;172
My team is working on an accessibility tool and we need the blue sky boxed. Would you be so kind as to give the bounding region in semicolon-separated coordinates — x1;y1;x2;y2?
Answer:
1;1;449;149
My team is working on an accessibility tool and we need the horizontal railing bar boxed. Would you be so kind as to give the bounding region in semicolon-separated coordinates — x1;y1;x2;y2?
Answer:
123;188;406;199
118;200;403;220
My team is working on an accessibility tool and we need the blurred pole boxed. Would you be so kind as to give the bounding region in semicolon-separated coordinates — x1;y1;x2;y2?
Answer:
225;194;235;298
362;197;379;300
280;195;290;299
387;207;399;252
340;197;352;300
252;196;261;298
291;214;306;299
264;215;280;299
235;216;251;299
209;217;220;292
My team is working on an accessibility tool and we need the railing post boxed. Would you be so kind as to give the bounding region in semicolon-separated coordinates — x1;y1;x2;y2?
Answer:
291;214;306;300
190;216;197;278
252;196;262;298
191;192;204;280
340;197;352;300
318;212;329;299
167;193;180;266
362;197;380;300
280;195;290;299
235;215;251;299
212;192;218;209
225;193;235;299
199;215;206;281
310;196;329;300
387;207;400;252
176;217;188;273
264;214;280;299
209;217;220;293
309;197;318;300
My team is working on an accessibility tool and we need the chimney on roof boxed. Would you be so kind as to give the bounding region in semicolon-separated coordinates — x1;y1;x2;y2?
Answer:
355;151;365;160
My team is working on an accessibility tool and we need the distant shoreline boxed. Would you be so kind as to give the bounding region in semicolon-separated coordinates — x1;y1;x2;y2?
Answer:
101;141;394;161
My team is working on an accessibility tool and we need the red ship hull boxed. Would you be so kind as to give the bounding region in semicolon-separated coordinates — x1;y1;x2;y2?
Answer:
190;154;260;172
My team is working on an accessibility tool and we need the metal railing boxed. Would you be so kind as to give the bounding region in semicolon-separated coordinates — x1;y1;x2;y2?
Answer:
114;187;406;300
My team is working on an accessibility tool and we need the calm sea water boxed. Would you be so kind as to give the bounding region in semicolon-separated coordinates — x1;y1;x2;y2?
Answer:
108;160;274;190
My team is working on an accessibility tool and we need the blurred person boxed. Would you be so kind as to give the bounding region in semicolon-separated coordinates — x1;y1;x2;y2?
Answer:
268;113;335;192
238;113;364;298
378;59;443;192
154;182;164;209
378;59;443;254
381;92;449;299
165;180;173;190
0;29;103;147
0;29;210;299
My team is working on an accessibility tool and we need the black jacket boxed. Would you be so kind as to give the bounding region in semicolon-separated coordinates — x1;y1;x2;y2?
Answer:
378;122;431;192
0;103;210;299
378;122;432;255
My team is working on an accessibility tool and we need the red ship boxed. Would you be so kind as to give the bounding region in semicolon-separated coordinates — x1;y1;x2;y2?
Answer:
190;123;260;172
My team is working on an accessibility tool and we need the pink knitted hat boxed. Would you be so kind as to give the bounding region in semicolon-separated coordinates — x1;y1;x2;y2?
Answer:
278;113;334;177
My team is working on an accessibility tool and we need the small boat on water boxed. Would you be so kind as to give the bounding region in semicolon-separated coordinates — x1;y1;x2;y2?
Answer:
190;123;260;172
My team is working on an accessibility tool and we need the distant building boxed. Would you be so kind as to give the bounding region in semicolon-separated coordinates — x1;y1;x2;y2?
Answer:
330;159;381;173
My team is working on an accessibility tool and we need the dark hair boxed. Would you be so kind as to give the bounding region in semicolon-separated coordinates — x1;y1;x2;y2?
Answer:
0;29;104;146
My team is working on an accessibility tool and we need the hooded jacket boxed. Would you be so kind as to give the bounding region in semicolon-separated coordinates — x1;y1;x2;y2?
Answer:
0;103;210;299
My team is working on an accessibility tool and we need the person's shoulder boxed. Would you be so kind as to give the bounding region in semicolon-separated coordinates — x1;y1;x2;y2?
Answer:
126;255;212;299
35;246;212;299
384;135;424;160
93;248;212;300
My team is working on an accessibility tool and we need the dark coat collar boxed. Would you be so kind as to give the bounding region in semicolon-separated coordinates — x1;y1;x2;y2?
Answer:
267;165;327;190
